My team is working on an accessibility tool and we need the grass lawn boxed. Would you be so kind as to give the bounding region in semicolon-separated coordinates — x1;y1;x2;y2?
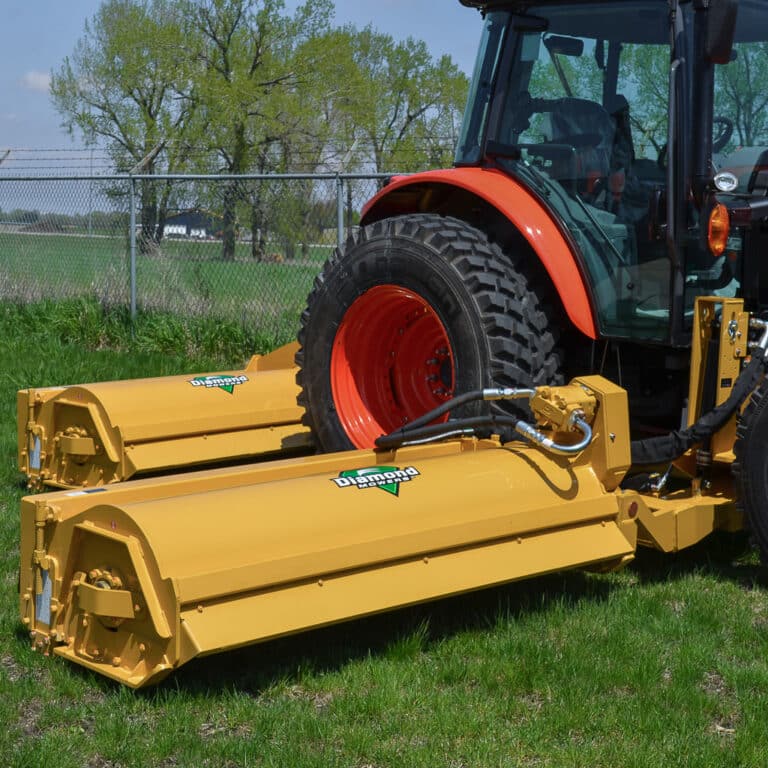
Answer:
0;230;331;338
1;302;768;766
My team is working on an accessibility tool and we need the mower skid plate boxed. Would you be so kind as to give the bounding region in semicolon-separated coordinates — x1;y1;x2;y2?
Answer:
20;433;636;687
18;342;312;489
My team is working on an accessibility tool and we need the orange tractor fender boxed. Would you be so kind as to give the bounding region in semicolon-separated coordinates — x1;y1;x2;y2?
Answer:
361;167;598;340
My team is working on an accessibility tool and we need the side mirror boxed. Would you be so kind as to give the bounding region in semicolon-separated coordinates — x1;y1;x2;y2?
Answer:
705;0;738;64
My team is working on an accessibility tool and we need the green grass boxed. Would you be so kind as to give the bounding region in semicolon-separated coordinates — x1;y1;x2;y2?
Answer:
0;298;294;363
2;300;768;766
0;230;331;337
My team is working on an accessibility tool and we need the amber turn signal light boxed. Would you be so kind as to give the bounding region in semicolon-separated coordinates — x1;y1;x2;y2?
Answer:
708;203;730;257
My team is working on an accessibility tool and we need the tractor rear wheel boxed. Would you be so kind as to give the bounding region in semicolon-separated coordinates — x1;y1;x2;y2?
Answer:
734;382;768;558
296;214;562;452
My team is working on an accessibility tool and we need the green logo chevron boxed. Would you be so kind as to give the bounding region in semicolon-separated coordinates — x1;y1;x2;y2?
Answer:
330;466;420;496
189;374;248;395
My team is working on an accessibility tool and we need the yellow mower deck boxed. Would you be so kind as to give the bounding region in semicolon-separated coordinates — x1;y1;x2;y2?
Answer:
19;375;742;687
18;343;312;489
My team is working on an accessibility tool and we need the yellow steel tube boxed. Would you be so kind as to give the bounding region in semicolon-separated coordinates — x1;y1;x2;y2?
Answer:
18;343;312;488
21;426;635;687
127;446;619;601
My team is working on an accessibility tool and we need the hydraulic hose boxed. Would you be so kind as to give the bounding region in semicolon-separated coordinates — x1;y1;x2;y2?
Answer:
397;387;534;433
515;414;593;456
375;386;592;456
375;415;521;449
630;324;768;466
375;387;533;449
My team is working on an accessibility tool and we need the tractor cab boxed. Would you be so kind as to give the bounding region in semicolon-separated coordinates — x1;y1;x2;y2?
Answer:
457;0;767;346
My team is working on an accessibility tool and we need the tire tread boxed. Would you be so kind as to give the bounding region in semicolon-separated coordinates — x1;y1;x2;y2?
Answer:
296;213;563;450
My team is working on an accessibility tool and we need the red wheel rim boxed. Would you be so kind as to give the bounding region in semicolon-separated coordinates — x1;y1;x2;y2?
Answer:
331;284;455;448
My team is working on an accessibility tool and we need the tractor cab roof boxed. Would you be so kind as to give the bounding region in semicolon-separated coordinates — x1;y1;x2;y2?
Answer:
458;0;666;8
459;0;768;46
459;0;673;44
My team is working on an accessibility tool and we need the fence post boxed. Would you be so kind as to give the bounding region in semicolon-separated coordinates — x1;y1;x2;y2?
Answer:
129;176;137;321
336;175;345;249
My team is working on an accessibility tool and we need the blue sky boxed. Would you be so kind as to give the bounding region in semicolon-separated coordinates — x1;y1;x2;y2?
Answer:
2;0;482;151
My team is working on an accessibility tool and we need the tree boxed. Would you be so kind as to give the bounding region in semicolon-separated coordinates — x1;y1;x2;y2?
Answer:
51;0;198;251
332;27;469;174
186;0;335;260
619;44;669;158
52;0;470;260
716;42;768;148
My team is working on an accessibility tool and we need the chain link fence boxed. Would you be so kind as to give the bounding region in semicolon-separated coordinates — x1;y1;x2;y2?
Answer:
0;173;390;339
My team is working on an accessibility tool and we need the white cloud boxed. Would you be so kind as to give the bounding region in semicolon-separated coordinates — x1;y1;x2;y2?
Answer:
20;70;51;94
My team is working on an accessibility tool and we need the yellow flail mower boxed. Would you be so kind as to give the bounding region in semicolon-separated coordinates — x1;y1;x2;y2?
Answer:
17;0;768;686
18;342;311;489
16;297;768;687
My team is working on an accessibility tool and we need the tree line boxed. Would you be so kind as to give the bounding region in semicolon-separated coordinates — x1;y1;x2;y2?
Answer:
51;0;469;257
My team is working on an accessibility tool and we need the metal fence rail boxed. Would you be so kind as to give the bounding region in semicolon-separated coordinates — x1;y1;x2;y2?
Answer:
0;172;391;339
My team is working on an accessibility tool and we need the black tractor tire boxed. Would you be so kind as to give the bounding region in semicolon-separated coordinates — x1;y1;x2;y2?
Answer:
734;382;768;559
296;213;563;452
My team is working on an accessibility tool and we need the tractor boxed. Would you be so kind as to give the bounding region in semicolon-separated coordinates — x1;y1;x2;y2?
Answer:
295;0;768;547
17;0;768;686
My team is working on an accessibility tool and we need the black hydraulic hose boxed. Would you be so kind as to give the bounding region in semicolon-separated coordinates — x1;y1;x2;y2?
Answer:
630;346;767;466
375;415;520;450
375;386;535;449
395;389;489;433
375;385;593;455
